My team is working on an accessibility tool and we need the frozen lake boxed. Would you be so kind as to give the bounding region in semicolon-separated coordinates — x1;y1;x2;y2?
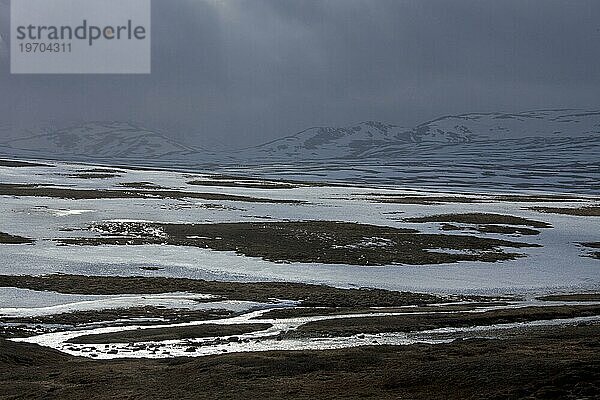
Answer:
0;160;598;296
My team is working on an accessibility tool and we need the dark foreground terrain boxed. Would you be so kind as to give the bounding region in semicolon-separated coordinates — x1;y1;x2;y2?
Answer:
1;324;598;400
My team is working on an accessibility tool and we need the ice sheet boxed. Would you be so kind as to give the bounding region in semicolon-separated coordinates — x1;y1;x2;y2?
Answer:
0;161;598;296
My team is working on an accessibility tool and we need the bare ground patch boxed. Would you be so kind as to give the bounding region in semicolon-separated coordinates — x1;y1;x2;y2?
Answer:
0;232;34;244
55;220;538;265
0;183;302;204
0;159;51;167
118;182;167;190
538;293;600;302
290;305;600;338
404;213;551;228
578;242;600;260
66;173;120;179
0;274;443;307
1;307;233;328
68;323;273;344
530;206;600;217
368;193;589;205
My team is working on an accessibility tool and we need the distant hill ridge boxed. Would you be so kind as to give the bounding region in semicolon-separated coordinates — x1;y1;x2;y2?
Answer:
0;109;598;163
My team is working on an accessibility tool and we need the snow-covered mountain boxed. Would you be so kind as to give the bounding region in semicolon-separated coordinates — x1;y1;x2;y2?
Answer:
237;109;600;161
0;110;597;193
0;109;598;164
236;120;473;161
415;109;600;141
241;121;413;160
0;122;201;161
211;110;598;194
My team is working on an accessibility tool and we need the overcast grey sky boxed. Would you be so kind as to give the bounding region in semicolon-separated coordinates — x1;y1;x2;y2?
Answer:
1;0;599;148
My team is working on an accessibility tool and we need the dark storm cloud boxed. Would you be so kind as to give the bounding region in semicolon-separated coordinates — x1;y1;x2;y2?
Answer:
1;0;599;147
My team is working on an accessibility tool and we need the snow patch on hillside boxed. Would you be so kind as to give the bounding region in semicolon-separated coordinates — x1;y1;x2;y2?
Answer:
0;122;201;160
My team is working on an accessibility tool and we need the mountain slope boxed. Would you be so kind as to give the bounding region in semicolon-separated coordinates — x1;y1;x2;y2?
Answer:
0;122;201;161
237;109;600;161
236;120;470;161
0;109;598;164
414;109;600;141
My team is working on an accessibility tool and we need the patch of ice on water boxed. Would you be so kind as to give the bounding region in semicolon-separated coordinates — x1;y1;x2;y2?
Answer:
0;288;219;317
51;209;95;217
